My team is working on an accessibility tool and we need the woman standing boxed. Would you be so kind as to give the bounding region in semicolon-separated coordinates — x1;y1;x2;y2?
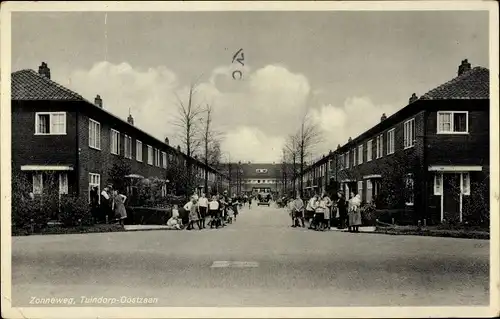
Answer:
208;195;220;229
112;190;128;226
314;196;327;231
348;193;362;232
336;191;347;229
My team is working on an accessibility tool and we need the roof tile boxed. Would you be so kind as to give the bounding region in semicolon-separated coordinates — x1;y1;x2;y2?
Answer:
11;69;84;101
420;67;489;100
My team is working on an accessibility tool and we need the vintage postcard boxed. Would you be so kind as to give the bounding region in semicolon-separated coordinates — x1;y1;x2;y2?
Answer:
1;1;498;318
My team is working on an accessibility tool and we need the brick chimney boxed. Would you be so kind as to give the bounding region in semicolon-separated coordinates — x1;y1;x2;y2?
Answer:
94;95;103;108
348;137;352;143
458;59;471;76
38;62;51;79
409;93;418;104
177;145;181;152
127;113;134;125
337;144;341;150
380;113;387;122
164;137;169;145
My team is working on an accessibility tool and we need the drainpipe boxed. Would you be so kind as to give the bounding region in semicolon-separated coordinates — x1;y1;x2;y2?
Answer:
75;107;80;198
422;108;428;224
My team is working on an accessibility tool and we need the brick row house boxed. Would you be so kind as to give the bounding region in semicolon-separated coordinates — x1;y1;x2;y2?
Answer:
298;60;490;225
11;63;229;209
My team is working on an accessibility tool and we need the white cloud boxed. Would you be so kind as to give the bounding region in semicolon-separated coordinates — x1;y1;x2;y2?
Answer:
61;61;396;163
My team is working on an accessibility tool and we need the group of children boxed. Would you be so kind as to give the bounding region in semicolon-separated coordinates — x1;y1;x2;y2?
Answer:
287;191;363;232
165;191;240;230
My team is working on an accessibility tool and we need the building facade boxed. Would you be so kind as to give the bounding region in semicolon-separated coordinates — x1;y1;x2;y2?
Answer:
11;63;229;204
222;162;288;196
297;60;490;225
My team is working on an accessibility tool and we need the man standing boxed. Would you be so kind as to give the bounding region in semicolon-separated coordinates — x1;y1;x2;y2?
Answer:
292;194;305;228
198;193;209;229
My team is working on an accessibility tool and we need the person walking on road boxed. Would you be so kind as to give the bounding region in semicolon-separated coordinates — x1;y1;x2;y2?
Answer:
198;193;209;229
348;192;362;232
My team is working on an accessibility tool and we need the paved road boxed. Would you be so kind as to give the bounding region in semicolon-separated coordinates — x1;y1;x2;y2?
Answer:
11;204;489;307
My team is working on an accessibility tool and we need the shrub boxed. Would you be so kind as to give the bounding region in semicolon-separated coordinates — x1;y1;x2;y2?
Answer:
11;174;50;231
360;202;377;226
59;196;93;227
127;207;172;225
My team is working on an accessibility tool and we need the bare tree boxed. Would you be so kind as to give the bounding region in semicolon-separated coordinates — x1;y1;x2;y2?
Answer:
172;81;204;192
282;135;300;196
199;103;224;194
294;113;322;198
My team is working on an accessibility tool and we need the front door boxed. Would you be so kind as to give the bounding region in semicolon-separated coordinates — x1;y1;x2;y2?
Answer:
443;173;460;223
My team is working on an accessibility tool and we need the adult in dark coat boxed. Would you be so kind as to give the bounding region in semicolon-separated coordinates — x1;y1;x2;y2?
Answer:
336;191;348;229
90;186;100;223
100;186;113;223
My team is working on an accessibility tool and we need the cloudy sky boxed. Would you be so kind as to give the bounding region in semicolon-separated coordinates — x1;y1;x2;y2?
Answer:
11;10;489;163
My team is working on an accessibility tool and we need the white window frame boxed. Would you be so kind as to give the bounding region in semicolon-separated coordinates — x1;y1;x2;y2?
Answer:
147;145;153;165
461;172;470;195
33;173;43;194
437;111;469;134
366;180;373;203
124;134;132;159
352;149;356;168
88;119;101;150
89;173;101;204
404;118;415;149
358;144;363;165
154;148;161;167
433;173;443;195
35;112;67;135
366;140;373;162
387;129;395;155
136;140;143;162
405;173;414;206
357;181;363;199
162;151;167;169
110;129;120;155
59;173;68;195
376;134;384;159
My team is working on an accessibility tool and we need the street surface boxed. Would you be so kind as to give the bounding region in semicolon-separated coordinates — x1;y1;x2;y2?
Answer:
12;204;489;307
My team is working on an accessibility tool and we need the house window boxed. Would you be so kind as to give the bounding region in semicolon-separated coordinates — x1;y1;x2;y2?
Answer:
345;152;349;168
136;140;143;162
154;148;161;167
35;112;66;135
111;129;120;155
124;135;132;159
434;173;443;195
161;184;167;197
352;149;356;168
358;145;363;165
89;119;101;150
59;173;68;195
366;180;373;203
437;111;468;134
404;118;415;149
387;129;395;155
33;173;43;194
366;140;373;162
405;173;414;206
162;152;167;169
147;145;153;165
461;173;470;195
376;134;383;158
89;173;100;203
357;181;363;199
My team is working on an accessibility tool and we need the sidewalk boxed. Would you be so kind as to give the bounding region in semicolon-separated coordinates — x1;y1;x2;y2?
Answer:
124;225;171;232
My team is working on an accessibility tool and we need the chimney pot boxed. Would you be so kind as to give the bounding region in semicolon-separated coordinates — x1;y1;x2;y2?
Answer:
458;59;471;76
94;95;103;108
38;62;51;79
348;137;352;143
164;137;169;145
177;145;181;152
409;93;418;104
380;113;387;122
127;113;134;125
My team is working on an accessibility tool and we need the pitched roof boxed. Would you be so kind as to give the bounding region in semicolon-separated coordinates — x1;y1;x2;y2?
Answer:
420;67;489;100
11;69;85;101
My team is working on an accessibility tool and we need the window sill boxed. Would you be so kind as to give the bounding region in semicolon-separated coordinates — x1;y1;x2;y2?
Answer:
111;152;120;156
404;145;415;150
89;145;101;151
405;203;414;206
34;133;67;136
436;132;469;135
387;152;395;156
